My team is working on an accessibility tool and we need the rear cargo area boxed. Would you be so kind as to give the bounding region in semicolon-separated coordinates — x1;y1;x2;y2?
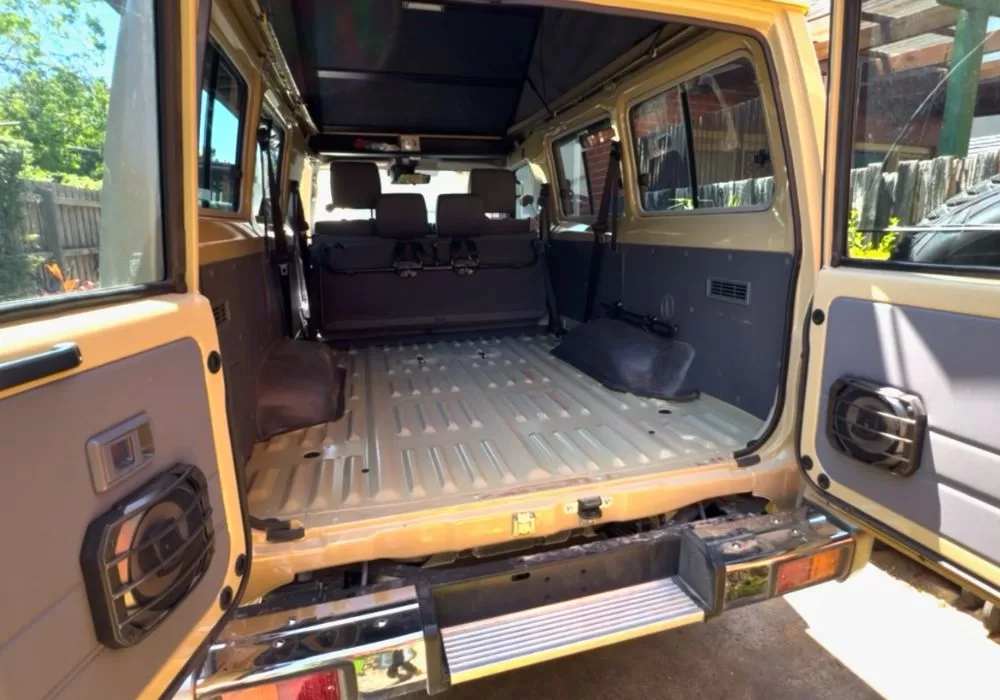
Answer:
245;332;762;526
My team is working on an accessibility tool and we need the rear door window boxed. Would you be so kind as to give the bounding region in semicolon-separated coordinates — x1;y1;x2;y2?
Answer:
553;119;614;217
630;58;774;211
0;0;163;304
198;41;247;211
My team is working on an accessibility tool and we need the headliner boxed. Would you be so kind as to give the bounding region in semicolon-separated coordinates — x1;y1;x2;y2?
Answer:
268;1;667;137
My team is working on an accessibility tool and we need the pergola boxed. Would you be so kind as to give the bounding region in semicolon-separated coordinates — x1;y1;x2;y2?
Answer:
808;0;1000;156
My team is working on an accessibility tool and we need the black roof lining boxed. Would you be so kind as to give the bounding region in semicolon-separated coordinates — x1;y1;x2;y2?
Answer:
268;0;668;137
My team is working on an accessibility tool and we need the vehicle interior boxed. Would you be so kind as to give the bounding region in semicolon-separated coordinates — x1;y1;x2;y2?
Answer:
199;0;801;598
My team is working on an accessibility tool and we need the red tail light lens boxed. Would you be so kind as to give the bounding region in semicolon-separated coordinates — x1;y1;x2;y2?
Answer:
221;670;341;700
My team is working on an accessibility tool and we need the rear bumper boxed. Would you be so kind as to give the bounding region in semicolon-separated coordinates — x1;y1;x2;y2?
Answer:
196;504;865;698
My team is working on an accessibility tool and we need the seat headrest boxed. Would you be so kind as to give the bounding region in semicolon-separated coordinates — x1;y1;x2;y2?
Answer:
375;193;428;239
330;161;381;210
436;194;486;238
469;169;516;217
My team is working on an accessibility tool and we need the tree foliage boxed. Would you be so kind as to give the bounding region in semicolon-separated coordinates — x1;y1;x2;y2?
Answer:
0;68;109;183
0;0;109;185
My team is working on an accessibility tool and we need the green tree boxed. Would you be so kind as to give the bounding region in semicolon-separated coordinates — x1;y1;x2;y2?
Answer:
0;0;109;184
0;68;109;182
0;0;106;80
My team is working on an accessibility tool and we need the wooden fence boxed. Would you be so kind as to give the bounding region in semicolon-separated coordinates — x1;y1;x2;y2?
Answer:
15;182;101;283
849;149;1000;236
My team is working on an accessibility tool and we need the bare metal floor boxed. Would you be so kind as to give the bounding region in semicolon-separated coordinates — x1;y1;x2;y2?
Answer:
246;334;763;526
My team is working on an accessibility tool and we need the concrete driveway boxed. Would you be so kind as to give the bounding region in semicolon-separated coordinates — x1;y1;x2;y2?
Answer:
414;550;998;699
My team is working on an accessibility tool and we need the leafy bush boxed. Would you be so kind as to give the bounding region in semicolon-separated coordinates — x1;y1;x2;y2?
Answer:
0;137;45;301
846;208;899;260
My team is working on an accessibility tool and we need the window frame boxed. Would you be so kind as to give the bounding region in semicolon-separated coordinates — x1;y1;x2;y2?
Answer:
624;51;776;218
198;38;249;215
550;116;614;222
0;0;184;321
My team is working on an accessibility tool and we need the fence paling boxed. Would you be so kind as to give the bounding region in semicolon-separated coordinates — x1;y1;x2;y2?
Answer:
849;148;1000;241
15;180;101;283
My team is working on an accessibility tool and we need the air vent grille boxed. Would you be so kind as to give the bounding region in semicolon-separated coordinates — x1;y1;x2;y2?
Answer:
212;300;230;326
706;278;750;305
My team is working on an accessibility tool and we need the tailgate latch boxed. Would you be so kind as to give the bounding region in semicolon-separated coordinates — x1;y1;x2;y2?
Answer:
577;496;604;520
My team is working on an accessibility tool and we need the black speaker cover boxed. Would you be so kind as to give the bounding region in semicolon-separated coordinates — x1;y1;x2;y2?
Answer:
80;464;215;648
827;377;926;477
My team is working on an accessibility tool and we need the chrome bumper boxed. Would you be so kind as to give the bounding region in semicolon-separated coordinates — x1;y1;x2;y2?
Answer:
196;505;864;698
196;586;428;698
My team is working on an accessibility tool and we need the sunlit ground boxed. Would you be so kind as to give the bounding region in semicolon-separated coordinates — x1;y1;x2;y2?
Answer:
783;548;999;698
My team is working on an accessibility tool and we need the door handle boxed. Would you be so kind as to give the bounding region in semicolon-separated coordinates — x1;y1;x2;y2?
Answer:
0;342;82;391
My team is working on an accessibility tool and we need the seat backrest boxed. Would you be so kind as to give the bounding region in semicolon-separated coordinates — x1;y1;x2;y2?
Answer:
313;161;380;238
469;169;515;217
375;193;430;239
468;168;531;234
435;194;486;239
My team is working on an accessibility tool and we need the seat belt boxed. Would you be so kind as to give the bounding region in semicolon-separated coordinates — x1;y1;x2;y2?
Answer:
583;140;622;323
258;124;294;338
537;182;564;334
289;179;317;339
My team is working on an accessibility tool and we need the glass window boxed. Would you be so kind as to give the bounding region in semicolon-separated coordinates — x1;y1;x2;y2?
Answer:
631;87;693;211
251;112;286;230
199;41;246;212
513;163;539;219
0;0;162;305
312;167;470;225
630;58;774;211
838;1;1000;269
553;119;614;217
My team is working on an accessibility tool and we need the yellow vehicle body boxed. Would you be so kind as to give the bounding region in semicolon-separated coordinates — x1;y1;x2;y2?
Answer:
1;0;998;698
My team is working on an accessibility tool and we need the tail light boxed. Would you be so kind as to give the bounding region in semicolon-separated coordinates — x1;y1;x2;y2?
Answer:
221;671;342;700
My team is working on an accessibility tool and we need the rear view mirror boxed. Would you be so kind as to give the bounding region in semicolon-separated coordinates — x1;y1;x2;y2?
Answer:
393;172;431;185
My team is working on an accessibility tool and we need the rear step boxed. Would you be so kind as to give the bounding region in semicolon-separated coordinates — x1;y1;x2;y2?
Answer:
196;506;859;698
442;577;703;684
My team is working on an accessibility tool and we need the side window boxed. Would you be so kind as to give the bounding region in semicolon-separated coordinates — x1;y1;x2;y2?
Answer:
251;112;286;230
840;1;1000;269
513;163;539;219
199;41;247;212
630;58;774;212
0;0;162;305
553;119;614;217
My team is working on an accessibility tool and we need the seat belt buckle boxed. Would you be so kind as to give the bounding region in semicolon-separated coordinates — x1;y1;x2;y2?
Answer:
278;262;289;276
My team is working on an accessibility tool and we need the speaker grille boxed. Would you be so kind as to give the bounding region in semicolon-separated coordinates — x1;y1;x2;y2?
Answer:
826;377;926;477
81;464;215;648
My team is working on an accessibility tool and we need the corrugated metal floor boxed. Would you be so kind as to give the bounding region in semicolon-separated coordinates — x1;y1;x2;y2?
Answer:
246;334;762;526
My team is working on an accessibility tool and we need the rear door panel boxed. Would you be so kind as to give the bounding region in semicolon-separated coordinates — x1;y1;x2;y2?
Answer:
0;296;247;698
0;0;248;695
802;0;1000;595
803;270;1000;587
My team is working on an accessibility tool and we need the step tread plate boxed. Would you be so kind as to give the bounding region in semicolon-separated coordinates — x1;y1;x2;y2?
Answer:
441;577;704;683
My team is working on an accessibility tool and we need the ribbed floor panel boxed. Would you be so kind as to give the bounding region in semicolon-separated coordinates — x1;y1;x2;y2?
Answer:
246;334;762;525
441;578;704;682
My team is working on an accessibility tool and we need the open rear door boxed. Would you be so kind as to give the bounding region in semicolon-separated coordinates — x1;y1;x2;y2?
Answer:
0;1;248;697
801;0;1000;600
